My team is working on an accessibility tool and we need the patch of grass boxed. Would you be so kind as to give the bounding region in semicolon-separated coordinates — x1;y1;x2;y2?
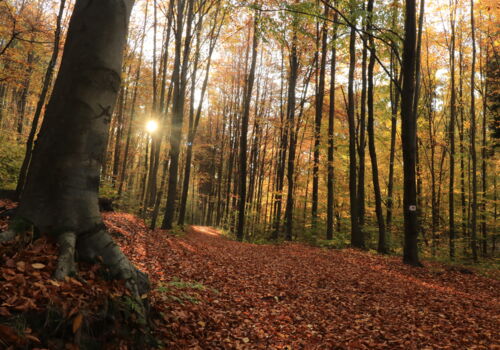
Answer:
156;278;219;305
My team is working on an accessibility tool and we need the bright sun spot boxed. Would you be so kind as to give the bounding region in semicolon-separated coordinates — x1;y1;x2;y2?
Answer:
146;120;158;133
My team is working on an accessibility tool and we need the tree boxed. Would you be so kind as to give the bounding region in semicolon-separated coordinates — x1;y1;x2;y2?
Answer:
237;10;259;241
326;12;338;241
401;0;421;266
284;29;298;242
348;17;363;248
1;0;148;293
162;0;195;230
448;0;457;259
366;0;387;253
470;0;478;262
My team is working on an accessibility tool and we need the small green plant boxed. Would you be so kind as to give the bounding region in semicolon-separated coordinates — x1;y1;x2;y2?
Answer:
156;278;218;304
169;224;186;237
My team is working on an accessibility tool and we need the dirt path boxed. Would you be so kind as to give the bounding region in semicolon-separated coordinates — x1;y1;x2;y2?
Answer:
113;220;499;349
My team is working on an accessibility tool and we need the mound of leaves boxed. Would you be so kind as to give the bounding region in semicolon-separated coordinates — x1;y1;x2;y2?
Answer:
0;206;155;349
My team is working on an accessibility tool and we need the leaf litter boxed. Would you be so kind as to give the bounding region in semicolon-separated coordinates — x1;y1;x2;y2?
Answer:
0;204;498;349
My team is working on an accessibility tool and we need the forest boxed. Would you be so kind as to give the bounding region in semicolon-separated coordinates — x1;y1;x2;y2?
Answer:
0;0;498;348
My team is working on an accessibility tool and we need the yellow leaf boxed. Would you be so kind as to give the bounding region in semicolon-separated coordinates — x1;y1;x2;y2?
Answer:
48;279;61;287
31;263;45;269
242;337;250;343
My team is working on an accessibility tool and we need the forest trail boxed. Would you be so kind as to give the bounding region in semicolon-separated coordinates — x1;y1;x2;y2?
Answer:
109;216;500;349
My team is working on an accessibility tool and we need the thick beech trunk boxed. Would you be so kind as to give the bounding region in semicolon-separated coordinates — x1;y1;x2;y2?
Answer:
4;0;147;293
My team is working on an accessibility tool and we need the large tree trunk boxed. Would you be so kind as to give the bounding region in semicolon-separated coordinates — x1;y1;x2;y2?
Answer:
5;0;147;294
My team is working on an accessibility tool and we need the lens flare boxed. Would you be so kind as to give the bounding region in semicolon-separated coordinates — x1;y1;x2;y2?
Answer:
146;120;158;133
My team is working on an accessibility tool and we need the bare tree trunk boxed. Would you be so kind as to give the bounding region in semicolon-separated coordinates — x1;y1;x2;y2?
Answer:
237;12;259;241
312;4;329;231
366;0;386;253
448;0;457;258
401;0;420;265
470;0;478;261
162;0;195;229
118;3;149;197
327;14;338;241
348;22;363;248
16;0;66;197
284;32;298;242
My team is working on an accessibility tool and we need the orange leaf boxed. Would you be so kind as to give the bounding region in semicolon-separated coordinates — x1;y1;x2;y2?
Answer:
72;313;83;333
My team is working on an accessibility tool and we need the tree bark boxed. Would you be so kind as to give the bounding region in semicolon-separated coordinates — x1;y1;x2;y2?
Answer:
327;14;338;241
348;23;363;248
162;0;195;229
470;0;478;262
401;0;421;265
6;0;147;294
284;32;298;242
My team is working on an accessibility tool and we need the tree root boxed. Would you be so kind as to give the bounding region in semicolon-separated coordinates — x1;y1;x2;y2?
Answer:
2;224;150;317
53;231;77;280
77;230;149;293
0;229;17;243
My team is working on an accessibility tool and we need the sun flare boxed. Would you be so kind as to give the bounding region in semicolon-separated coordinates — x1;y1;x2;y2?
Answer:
146;120;158;133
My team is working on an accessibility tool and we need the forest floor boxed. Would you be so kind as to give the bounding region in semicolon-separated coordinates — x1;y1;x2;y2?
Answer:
1;206;499;349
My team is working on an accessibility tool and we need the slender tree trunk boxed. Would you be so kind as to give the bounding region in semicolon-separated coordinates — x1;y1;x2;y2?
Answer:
358;5;367;229
386;0;400;234
366;0;386;253
401;0;420;265
480;36;488;257
327;14;338;240
118;3;149;197
284;33;298;242
449;1;457;258
348;24;363;248
237;13;259;241
16;0;66;197
470;0;478;261
162;0;194;229
312;5;329;230
178;7;223;225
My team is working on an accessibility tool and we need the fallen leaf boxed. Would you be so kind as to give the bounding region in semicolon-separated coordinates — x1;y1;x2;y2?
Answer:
31;263;45;270
72;313;83;333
